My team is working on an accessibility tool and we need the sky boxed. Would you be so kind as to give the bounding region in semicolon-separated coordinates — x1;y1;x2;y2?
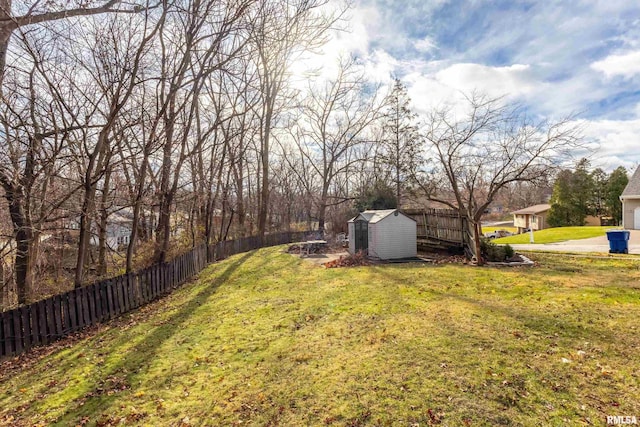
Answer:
311;0;640;172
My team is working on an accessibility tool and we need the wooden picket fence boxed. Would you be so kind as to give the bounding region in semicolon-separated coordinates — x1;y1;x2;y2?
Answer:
0;231;307;360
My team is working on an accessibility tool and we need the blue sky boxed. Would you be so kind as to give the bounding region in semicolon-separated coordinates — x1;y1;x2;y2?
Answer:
326;0;640;170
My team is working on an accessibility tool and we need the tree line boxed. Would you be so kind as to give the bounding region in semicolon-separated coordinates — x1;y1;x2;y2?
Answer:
0;0;584;309
547;159;629;227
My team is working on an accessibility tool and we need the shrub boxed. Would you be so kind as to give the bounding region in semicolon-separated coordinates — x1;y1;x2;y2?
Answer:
504;244;514;259
480;238;507;262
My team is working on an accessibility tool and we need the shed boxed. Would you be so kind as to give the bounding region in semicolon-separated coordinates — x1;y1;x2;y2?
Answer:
621;166;640;229
347;209;417;260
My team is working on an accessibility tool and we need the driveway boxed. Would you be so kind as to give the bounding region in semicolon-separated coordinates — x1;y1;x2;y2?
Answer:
509;230;640;254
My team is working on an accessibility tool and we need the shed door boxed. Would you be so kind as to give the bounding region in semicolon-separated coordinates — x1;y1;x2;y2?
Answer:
354;220;368;252
635;207;640;229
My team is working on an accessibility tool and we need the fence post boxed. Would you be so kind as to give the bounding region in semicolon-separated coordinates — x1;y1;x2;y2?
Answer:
21;306;31;351
38;300;48;345
2;310;15;356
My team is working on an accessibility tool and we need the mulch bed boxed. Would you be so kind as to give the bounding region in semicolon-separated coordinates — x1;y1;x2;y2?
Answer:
323;251;370;268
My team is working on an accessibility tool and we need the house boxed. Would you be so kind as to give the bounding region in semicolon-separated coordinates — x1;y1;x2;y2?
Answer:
347;209;416;260
621;166;640;229
86;210;133;250
512;204;551;234
72;208;135;251
105;211;133;250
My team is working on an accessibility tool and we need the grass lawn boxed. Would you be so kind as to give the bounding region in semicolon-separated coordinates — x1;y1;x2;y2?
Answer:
1;247;639;426
493;226;614;244
481;226;518;235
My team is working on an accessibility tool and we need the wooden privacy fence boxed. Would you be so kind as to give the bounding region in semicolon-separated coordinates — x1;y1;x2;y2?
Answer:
0;231;307;361
403;208;475;258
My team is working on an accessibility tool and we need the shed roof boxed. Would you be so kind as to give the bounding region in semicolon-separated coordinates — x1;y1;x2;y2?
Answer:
512;204;551;215
348;209;415;224
621;166;640;198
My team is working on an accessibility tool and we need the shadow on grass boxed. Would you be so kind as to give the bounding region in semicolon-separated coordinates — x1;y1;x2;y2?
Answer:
1;247;302;421
46;250;257;425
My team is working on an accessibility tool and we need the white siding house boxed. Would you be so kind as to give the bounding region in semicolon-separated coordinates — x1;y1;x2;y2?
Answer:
85;210;133;251
347;209;417;260
621;166;640;229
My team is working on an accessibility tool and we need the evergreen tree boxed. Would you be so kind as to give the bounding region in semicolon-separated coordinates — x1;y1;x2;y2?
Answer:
606;166;628;224
354;181;397;212
548;170;579;226
573;158;595;216
590;168;608;216
547;159;594;226
379;78;422;207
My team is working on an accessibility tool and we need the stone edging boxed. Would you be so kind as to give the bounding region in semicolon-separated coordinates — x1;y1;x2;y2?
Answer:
486;253;535;267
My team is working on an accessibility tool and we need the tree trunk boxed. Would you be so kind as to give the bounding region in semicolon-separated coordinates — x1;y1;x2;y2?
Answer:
97;168;112;276
396;135;401;207
2;182;34;305
258;95;274;241
0;0;13;85
472;220;483;265
154;120;176;263
155;191;173;263
234;158;245;236
126;152;150;273
10;209;33;305
258;142;269;240
318;183;329;232
75;188;95;287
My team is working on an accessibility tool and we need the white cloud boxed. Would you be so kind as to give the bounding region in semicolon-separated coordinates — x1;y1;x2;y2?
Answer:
413;36;438;53
579;116;640;170
361;49;398;82
591;51;640;79
341;1;640;166
435;63;536;98
395;62;541;116
288;5;372;88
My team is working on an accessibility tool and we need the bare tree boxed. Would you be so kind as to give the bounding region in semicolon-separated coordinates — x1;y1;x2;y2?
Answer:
287;57;384;232
151;0;253;263
248;0;341;239
71;8;163;286
0;0;356;306
419;93;583;264
0;27;91;304
0;0;151;86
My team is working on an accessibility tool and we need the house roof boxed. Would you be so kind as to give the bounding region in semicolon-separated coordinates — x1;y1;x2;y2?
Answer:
348;209;416;224
621;166;640;198
512;204;551;215
109;212;133;224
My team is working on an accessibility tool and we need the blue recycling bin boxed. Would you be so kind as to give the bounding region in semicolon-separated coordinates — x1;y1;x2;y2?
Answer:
606;230;630;254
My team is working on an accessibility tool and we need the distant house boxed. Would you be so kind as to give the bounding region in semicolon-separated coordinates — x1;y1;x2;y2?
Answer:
512;204;551;234
621;166;640;229
84;210;133;251
105;211;133;250
347;209;416;260
70;208;135;251
483;203;504;215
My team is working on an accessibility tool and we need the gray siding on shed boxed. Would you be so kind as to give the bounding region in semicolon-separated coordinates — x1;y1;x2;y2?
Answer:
348;221;355;254
347;209;417;259
368;212;417;259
